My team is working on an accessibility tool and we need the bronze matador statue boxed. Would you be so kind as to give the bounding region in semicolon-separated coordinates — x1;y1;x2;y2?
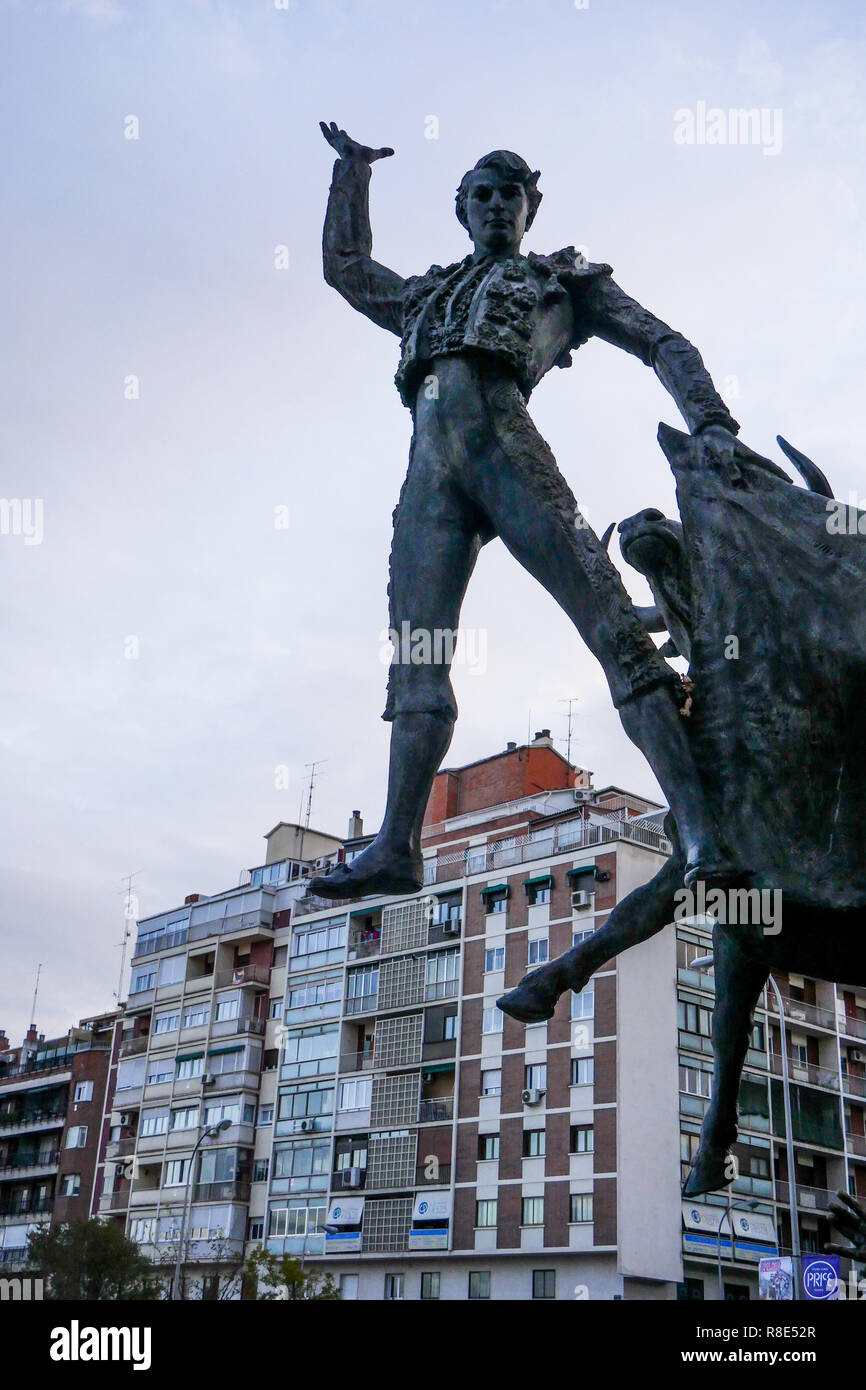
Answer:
312;121;740;901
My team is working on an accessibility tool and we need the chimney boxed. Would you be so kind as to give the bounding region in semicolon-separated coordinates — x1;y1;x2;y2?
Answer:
0;1029;8;1052
532;729;554;748
347;810;364;839
184;893;200;905
505;741;517;753
25;1024;38;1043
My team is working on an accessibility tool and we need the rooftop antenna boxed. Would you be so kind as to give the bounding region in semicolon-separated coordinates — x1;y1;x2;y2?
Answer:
559;696;580;769
299;760;327;862
29;963;42;1031
115;871;142;1006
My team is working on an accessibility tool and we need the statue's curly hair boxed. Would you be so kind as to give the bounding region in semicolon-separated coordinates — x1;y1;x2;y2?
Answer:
455;150;542;233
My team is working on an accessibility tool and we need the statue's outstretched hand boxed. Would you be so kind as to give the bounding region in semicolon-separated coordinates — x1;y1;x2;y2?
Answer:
825;1190;866;1262
319;121;394;165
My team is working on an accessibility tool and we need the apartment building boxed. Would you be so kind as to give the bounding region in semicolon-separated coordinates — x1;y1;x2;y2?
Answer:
93;825;342;1297
0;1013;116;1269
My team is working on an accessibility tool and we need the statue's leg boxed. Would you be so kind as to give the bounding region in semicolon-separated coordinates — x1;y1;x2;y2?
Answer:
683;923;767;1196
498;846;684;1023
474;378;734;885
311;434;489;901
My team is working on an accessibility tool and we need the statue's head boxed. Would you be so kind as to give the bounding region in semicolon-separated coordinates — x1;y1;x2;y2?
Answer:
456;151;541;257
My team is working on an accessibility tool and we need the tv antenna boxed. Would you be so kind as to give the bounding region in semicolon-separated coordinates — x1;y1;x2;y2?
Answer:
114;870;142;1006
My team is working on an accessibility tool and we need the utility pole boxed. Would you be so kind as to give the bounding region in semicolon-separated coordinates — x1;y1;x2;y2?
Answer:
29;963;42;1030
298;760;326;863
559;696;580;769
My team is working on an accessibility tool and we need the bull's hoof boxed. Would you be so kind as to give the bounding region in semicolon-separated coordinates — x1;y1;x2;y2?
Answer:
682;1148;732;1198
310;844;423;900
497;970;562;1024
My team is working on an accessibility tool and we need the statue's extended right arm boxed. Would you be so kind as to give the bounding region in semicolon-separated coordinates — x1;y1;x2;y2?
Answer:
321;121;405;336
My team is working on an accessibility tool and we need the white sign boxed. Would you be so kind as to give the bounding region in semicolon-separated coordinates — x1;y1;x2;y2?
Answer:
327;1197;364;1227
681;1203;776;1244
412;1191;453;1222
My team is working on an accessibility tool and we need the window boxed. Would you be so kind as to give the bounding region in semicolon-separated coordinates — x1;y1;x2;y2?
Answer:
468;1271;491;1300
425;949;459;1000
214;994;240;1022
525;1064;547;1091
269;999;284;1019
248;1219;264;1241
258;1105;274;1126
420;1271;440;1300
292;918;346;960
481;1069;502;1097
140;1111;169;1137
153;1012;180;1035
482;1007;504;1035
278;1084;335;1120
146;1061;174;1085
678;1000;712;1037
60;1174;81;1197
570;1193;593;1223
528;938;549;966
130;1218;156;1244
466;848;487;874
570;1125;594;1154
182;1004;210;1029
573;928;593;947
272;1138;330;1189
571;1057;594;1086
751;1021;765;1051
164;1158;190;1187
253;1158;270;1183
338;1078;372;1112
485;946;505;973
443;1014;458;1041
478;1134;500;1161
347;965;379;1010
476;1199;498;1228
65;1125;87;1149
157;954;186;986
571;984;594;1019
131;969;156;995
679;1065;713;1098
522;1196;544;1226
176;1056;204;1081
523;1129;546;1157
384;1273;404;1301
73;1081;93;1104
170;1106;199;1131
677;1277;705;1301
532;1269;556;1299
335;1144;368;1172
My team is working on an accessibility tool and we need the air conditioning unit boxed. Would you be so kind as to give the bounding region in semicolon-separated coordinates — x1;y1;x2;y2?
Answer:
341;1166;362;1189
442;920;460;935
119;1113;131;1128
314;856;330;871
521;1088;545;1106
298;1118;315;1133
202;1074;216;1087
850;1049;865;1064
571;890;592;910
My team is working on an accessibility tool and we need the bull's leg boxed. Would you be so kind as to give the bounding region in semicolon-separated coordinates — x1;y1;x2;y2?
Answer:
683;924;767;1196
497;849;684;1024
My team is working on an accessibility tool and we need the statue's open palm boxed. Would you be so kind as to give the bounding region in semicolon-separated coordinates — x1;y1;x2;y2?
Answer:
320;121;393;164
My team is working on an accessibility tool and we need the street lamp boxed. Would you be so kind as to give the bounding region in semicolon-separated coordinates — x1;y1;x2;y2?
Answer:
716;1196;759;1301
691;955;801;1299
170;1119;232;1301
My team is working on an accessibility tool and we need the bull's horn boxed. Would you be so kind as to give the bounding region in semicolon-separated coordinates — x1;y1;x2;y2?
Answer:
776;435;834;499
600;522;615;551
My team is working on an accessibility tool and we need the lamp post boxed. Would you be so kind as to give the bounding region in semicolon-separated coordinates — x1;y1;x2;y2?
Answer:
716;1195;759;1301
691;955;802;1299
170;1119;231;1301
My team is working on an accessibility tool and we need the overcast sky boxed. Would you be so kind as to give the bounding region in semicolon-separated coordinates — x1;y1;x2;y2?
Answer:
1;0;863;1042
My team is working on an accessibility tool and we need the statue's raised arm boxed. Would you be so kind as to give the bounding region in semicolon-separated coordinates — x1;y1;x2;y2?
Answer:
320;121;406;335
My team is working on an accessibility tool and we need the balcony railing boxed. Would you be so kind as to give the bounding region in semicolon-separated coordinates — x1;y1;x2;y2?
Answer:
0;1198;53;1221
774;1181;838;1213
133;926;190;959
768;1054;839;1090
847;1132;866;1158
0;1152;60;1176
839;1014;866;1041
338;1052;377;1074
347;934;382;962
345;993;379;1017
0;1056;74;1084
193;1180;251;1204
418;1097;454;1123
766;996;837;1031
424;978;459;1003
119;1036;149;1058
0;1110;66;1135
841;1072;866;1099
214;965;270;990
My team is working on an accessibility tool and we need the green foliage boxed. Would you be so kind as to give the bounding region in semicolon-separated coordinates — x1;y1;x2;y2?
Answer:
27;1219;159;1301
242;1247;341;1300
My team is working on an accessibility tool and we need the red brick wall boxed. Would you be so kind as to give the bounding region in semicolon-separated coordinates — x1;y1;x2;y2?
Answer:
423;746;573;827
497;1182;521;1249
594;1039;617;1104
593;1176;617;1245
544;1178;569;1248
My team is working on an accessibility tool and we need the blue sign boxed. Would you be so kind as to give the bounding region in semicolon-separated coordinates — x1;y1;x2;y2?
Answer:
801;1256;839;1301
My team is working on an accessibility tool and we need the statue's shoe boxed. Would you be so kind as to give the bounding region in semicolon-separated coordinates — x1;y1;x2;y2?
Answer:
310;852;423;901
497;971;562;1024
682;1149;732;1198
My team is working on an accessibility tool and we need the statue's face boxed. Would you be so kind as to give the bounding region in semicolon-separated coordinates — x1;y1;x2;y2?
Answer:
465;168;529;257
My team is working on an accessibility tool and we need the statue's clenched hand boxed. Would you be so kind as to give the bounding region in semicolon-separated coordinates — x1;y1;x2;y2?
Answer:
825;1190;866;1262
319;121;394;165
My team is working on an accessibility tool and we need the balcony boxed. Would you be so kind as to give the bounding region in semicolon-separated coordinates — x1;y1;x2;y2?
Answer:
0;1110;65;1137
0;1199;52;1223
847;1133;866;1158
189;911;273;945
119;1036;149;1059
214;965;270;990
768;1054;839;1090
0;1057;74;1090
418;1097;453;1123
774;1180;839;1213
767;996;837;1032
423;815;671;885
98;1188;130;1214
0;1152;60;1179
841;1073;866;1099
193;1180;252;1204
339;1051;377;1074
133;925;190;959
839;1014;866;1042
345;993;379;1017
348;931;381;962
105;1137;137;1160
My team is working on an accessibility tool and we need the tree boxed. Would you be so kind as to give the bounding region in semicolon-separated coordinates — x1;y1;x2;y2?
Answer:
242;1248;341;1300
27;1219;159;1300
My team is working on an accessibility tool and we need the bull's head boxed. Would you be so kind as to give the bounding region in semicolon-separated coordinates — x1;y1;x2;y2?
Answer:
618;508;693;662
